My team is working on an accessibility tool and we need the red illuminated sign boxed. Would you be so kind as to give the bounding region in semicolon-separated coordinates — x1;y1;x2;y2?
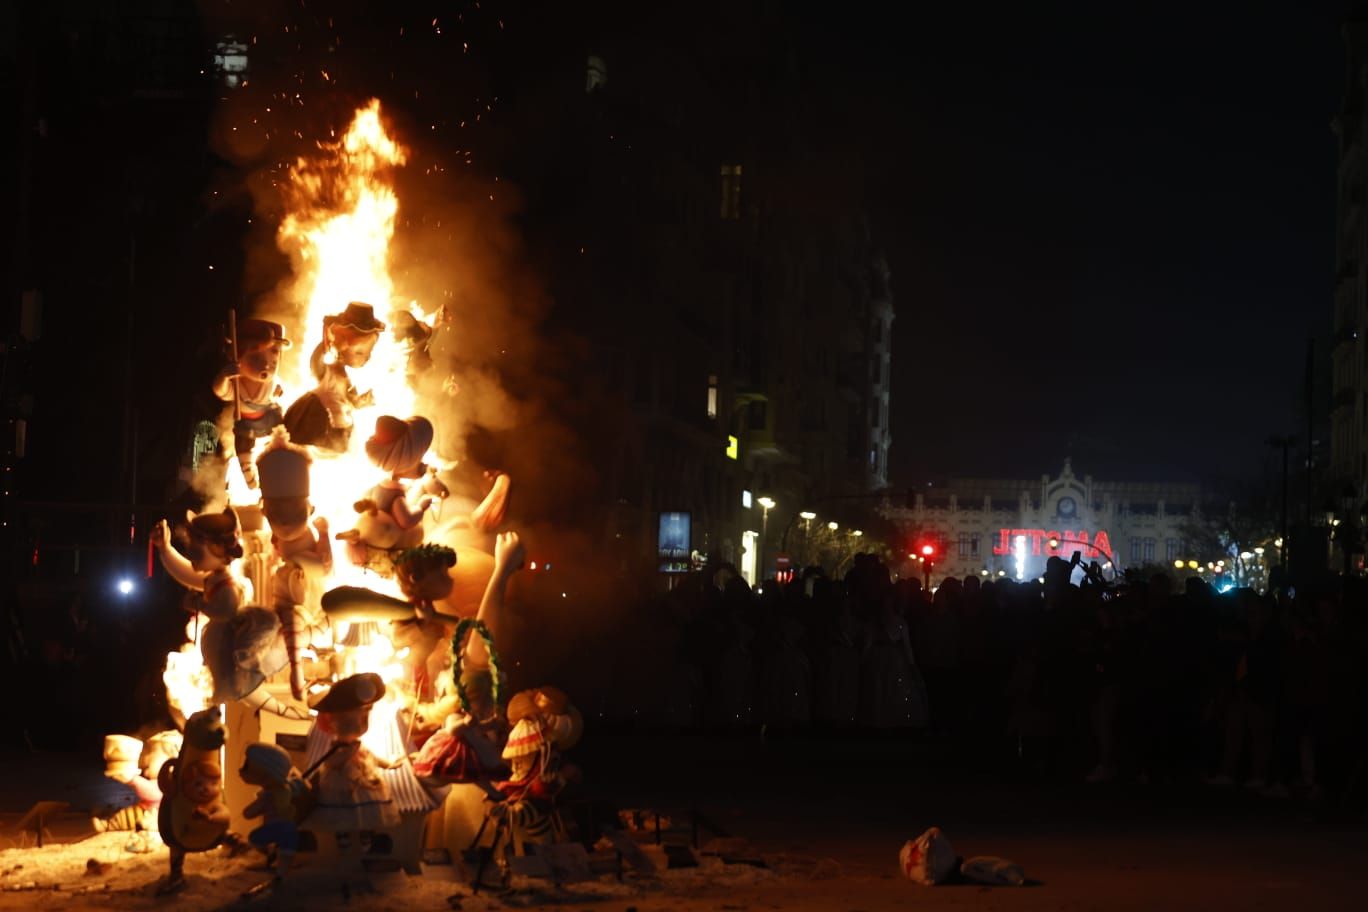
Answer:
992;528;1113;560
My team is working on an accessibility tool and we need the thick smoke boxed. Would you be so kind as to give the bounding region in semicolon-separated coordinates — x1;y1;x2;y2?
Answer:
194;1;633;697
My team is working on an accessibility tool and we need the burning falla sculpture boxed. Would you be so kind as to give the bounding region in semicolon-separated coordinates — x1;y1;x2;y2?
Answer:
155;707;231;895
335;414;442;577
257;428;334;701
151;507;298;717
212;318;290;489
283;302;384;452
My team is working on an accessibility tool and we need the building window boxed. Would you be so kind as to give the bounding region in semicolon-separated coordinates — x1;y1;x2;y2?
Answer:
1144;538;1156;562
959;532;971;558
707;375;718;419
1130;538;1143;563
971;534;980;557
586;55;608;92
720;165;742;220
1165;538;1180;562
213;36;249;88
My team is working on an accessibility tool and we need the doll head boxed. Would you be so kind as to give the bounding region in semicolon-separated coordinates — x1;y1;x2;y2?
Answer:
501;717;546;783
323;303;385;368
395;544;457;603
262;496;312;543
236;320;290;383
179;508;244;572
310;673;385;744
461;669;496;722
365;415;434;479
240;742;294;788
140;731;182;781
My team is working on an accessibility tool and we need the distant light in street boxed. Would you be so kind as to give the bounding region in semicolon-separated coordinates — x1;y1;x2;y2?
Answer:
827;521;838;531
799;511;816;521
117;579;134;596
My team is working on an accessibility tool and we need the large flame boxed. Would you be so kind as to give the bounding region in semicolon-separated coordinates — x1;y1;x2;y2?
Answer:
163;614;214;720
166;101;429;720
270;98;429;595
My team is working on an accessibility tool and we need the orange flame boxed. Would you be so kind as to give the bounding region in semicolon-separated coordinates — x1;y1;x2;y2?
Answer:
267;99;429;597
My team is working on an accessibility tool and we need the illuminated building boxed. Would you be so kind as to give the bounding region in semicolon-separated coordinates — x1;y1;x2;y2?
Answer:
881;460;1202;582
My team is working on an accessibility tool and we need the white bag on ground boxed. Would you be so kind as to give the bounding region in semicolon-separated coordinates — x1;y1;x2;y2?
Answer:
898;826;956;885
960;855;1026;886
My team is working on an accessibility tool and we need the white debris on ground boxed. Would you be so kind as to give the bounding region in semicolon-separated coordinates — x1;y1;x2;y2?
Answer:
0;832;784;911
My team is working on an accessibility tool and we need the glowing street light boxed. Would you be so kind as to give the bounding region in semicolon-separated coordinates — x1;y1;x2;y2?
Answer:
827;521;838;531
117;578;134;596
799;511;816;521
757;496;776;581
852;529;863;538
1174;559;1185;569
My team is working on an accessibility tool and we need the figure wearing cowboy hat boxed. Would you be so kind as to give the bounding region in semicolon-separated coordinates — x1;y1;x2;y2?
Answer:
212;319;291;488
283;302;385;452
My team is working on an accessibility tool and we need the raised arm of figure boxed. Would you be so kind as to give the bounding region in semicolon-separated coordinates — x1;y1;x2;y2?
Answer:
463;531;525;668
152;520;205;591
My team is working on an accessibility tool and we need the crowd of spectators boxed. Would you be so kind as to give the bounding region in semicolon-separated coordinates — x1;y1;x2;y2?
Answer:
623;553;1368;812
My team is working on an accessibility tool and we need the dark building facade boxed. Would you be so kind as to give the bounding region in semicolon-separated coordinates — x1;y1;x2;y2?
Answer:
493;4;894;582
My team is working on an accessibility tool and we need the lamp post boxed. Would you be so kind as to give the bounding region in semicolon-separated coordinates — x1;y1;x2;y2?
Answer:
757;496;775;584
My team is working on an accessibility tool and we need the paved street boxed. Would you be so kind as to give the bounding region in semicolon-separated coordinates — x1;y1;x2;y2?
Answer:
3;732;1362;910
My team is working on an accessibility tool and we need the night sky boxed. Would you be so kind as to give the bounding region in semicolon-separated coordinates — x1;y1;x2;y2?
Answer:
802;1;1346;486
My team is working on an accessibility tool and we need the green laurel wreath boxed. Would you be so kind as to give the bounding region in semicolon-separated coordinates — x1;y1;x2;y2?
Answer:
451;618;501;713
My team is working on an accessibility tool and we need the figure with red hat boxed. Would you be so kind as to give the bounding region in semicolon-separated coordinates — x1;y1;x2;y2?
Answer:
257;429;333;702
213;318;290;488
284;301;385;452
335;415;439;575
471;687;582;876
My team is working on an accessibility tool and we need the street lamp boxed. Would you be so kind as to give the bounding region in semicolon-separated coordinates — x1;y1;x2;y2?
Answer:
827;521;838;531
851;529;863;538
757;496;776;582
